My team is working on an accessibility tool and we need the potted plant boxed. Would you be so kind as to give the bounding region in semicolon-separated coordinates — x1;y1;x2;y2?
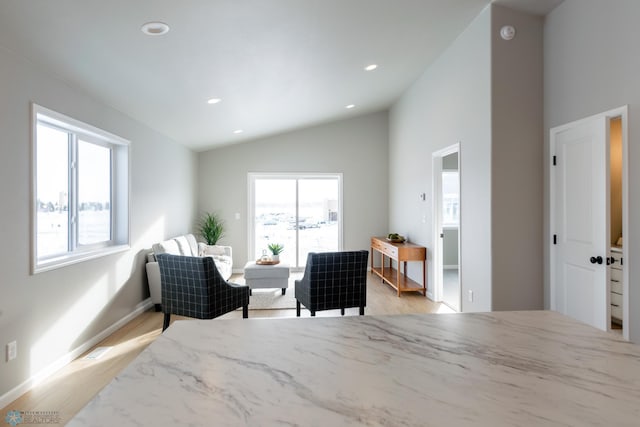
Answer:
198;212;225;245
267;243;284;262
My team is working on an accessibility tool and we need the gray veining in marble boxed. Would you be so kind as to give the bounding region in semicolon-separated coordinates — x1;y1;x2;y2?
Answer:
68;311;640;426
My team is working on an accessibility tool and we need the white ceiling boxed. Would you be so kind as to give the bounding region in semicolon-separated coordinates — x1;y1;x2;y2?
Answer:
0;0;561;151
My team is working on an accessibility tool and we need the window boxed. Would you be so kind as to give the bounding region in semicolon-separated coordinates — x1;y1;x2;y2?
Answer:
32;104;129;273
442;171;459;226
249;173;342;269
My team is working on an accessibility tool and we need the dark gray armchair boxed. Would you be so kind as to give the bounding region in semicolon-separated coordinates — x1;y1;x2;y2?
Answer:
157;254;249;331
295;250;369;317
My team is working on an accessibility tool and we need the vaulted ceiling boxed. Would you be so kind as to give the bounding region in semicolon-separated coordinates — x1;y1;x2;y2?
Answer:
0;0;561;151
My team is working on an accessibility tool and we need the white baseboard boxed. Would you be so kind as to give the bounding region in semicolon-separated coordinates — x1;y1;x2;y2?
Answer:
0;298;154;409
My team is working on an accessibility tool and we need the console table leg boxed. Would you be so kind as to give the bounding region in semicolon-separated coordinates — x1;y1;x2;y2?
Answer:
423;261;427;297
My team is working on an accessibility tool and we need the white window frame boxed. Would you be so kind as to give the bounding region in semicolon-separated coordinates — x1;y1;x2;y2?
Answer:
31;104;130;273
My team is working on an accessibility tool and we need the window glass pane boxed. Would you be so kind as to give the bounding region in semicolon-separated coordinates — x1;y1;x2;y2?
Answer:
78;140;111;245
254;179;296;264
36;124;69;258
297;179;339;263
442;171;459;226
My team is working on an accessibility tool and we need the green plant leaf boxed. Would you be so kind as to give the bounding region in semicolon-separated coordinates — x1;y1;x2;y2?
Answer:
198;212;225;245
267;243;284;255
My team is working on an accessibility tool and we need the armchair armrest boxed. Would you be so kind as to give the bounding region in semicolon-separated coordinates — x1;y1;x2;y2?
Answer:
145;260;162;304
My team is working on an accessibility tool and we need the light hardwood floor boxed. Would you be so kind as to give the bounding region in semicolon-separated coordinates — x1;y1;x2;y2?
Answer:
1;272;449;424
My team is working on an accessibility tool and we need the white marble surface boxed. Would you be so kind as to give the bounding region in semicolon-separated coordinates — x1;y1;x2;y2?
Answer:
69;311;640;426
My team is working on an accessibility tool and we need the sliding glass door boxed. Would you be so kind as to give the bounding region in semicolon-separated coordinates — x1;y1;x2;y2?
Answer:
249;174;342;269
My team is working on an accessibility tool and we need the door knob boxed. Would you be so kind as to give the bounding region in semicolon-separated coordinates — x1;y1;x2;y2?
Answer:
589;256;603;265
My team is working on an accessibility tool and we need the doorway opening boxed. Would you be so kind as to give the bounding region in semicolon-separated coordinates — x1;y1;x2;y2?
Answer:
609;117;624;333
433;144;461;312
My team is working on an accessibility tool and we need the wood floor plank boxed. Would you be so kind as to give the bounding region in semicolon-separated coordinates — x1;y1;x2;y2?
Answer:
1;272;447;423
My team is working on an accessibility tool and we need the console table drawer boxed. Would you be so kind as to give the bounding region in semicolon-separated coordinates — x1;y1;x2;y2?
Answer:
371;238;398;257
371;238;385;250
382;244;398;258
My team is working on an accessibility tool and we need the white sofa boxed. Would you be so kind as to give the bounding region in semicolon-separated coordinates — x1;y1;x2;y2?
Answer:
146;234;233;308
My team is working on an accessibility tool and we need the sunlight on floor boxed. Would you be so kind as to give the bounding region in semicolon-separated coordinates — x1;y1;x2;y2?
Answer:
436;304;456;314
30;328;161;392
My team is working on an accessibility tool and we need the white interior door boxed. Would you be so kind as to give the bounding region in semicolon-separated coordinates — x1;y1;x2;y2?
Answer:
551;116;608;331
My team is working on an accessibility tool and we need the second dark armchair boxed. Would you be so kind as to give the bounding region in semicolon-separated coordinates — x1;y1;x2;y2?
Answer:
157;253;249;331
295;250;369;317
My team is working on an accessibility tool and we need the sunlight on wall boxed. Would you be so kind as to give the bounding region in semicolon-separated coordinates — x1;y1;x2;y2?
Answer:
30;272;111;379
29;216;166;380
136;215;166;254
115;215;166;290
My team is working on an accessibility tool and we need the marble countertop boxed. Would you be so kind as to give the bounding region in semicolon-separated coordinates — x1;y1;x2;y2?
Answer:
69;311;640;426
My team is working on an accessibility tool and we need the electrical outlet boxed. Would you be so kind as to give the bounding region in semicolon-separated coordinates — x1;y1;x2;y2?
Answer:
6;341;17;362
468;290;474;302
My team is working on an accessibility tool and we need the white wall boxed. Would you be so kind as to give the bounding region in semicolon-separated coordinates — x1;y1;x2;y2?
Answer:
390;7;492;311
0;46;198;399
544;0;640;342
389;5;543;311
197;111;389;268
491;6;543;310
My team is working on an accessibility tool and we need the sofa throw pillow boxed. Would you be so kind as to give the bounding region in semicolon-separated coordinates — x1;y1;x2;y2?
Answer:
200;244;226;256
174;236;193;256
185;234;199;256
152;239;181;256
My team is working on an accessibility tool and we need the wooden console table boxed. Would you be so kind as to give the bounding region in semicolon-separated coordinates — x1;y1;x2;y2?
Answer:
370;236;426;297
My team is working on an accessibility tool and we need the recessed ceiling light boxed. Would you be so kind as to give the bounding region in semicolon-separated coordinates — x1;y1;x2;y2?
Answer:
233;129;244;134
346;104;356;109
364;64;378;71
207;98;222;104
141;22;170;36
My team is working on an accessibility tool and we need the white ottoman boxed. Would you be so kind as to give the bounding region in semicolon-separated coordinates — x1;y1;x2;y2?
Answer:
243;262;290;295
